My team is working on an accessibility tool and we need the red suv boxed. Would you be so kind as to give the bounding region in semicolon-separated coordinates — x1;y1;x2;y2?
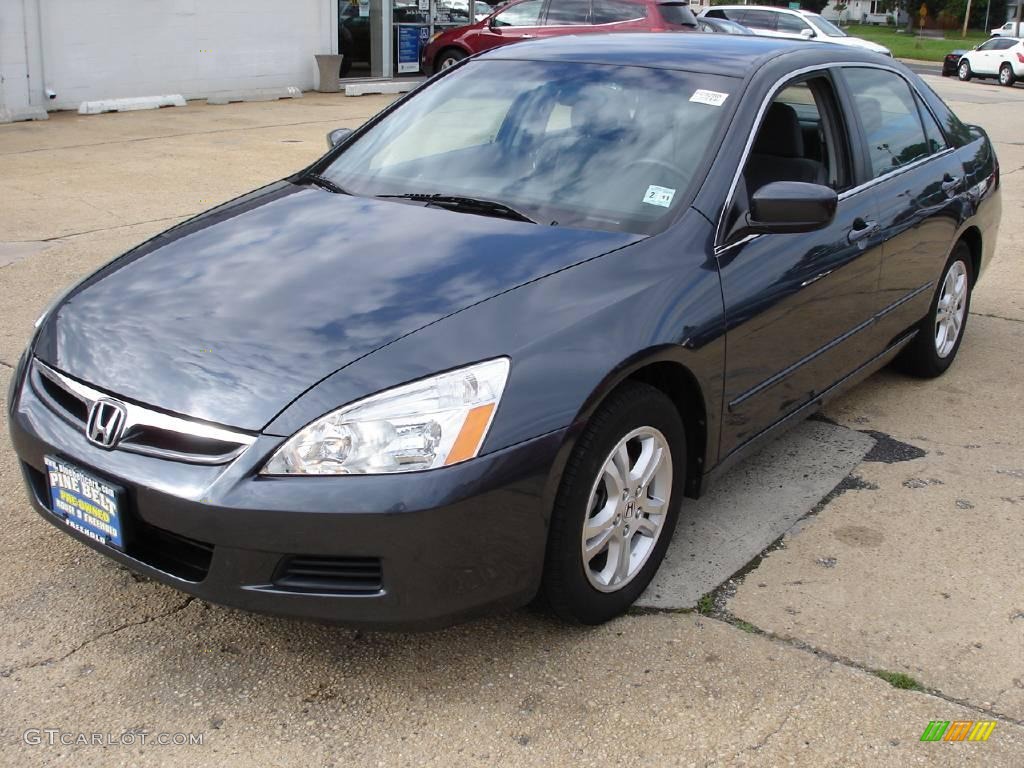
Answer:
421;0;698;74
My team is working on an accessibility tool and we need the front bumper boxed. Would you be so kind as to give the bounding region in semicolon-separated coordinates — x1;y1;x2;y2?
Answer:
8;357;565;629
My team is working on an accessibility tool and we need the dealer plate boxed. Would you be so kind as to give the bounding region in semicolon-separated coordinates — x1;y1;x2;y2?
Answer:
44;456;125;550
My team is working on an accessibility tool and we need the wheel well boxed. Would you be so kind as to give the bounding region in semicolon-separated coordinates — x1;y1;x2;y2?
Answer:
625;362;707;499
960;227;982;283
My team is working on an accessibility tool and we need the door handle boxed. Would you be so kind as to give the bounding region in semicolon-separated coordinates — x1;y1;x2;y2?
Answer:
847;219;879;244
942;174;962;196
520;34;535;38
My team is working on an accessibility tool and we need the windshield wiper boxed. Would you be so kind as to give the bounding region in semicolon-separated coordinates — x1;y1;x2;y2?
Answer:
304;173;351;195
379;193;537;224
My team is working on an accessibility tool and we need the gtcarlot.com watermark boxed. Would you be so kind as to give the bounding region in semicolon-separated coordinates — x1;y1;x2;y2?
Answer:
23;728;204;747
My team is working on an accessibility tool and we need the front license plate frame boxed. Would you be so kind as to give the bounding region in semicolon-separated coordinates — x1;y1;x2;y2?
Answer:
44;455;126;551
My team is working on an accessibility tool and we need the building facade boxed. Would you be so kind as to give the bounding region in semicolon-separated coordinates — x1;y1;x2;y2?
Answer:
0;0;496;120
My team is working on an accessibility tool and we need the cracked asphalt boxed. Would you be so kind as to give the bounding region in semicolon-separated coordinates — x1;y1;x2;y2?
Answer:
1;79;1022;767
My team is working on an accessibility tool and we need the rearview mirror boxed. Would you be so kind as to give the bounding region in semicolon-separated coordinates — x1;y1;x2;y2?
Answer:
744;181;838;235
326;127;354;149
800;28;815;39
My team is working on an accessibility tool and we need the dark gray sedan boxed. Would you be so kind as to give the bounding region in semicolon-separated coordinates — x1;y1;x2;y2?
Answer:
8;35;1001;628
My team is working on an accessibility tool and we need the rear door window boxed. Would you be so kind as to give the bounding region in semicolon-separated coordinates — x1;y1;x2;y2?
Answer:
841;67;930;179
915;94;948;154
593;0;645;22
742;10;778;30
545;0;592;24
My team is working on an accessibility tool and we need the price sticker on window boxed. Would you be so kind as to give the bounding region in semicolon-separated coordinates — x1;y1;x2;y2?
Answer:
690;89;729;107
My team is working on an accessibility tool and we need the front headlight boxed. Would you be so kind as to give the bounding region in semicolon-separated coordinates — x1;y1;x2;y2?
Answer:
261;358;509;475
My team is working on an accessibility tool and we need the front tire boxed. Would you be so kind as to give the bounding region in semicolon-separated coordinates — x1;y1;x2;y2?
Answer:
895;241;973;378
541;382;685;624
434;48;466;72
958;60;972;81
999;63;1016;87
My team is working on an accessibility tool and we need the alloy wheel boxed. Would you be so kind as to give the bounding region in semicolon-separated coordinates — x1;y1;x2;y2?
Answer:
934;260;968;358
581;426;672;592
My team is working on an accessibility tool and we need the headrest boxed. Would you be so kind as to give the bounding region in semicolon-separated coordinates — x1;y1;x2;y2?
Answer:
859;96;883;137
753;102;804;158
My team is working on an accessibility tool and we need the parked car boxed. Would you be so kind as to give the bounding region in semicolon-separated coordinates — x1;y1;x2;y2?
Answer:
421;0;698;74
942;48;968;77
957;36;1023;86
700;5;892;56
9;35;1000;629
991;20;1024;37
696;16;753;35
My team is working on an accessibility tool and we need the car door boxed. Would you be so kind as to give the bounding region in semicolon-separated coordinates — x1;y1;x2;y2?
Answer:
542;0;594;32
971;38;1001;74
837;66;965;349
474;0;547;52
716;71;885;455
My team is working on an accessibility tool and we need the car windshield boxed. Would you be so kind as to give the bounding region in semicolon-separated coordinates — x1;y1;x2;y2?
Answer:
318;60;737;234
806;14;847;37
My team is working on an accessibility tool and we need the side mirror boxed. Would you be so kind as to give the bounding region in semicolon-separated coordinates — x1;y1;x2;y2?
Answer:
326;127;354;149
800;28;815;39
488;16;501;30
744;181;838;235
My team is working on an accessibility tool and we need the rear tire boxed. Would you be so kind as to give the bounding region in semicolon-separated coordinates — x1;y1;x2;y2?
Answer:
894;241;973;378
999;63;1016;87
958;60;972;81
541;382;685;625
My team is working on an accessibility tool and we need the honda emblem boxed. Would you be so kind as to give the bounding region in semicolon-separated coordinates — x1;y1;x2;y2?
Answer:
86;398;127;449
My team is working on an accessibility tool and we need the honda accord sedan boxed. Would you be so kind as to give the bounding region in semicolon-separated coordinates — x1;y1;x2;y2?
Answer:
9;35;1001;628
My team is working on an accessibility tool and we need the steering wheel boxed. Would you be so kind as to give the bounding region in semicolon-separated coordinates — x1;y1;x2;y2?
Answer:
628;159;691;200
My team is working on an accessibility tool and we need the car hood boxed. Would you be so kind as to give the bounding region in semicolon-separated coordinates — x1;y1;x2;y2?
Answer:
35;181;641;431
832;36;890;54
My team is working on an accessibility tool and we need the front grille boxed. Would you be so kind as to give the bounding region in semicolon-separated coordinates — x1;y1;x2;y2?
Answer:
31;359;255;465
273;556;383;595
37;370;89;423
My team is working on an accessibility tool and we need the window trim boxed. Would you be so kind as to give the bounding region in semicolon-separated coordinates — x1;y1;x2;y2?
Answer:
714;61;955;254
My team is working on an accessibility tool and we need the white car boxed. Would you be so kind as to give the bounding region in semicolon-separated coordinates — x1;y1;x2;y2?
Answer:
991;20;1024;37
699;5;892;56
957;36;1023;86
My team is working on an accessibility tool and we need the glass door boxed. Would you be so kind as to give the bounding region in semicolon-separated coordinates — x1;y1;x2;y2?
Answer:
340;0;388;79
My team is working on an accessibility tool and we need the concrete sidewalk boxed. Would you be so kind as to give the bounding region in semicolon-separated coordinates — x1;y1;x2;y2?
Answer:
1;81;1022;766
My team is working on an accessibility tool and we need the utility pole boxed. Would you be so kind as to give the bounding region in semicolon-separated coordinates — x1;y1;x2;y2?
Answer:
962;0;973;36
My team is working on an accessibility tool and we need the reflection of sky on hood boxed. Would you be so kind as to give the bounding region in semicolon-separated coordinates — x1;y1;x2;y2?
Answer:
48;185;639;430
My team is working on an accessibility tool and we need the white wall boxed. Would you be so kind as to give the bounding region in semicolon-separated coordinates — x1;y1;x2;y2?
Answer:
34;0;336;111
0;0;45;117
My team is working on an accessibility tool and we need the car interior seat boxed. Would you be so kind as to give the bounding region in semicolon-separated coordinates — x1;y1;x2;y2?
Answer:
743;101;826;196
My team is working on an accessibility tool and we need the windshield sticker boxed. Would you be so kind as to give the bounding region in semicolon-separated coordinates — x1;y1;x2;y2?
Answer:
643;185;676;208
689;89;729;107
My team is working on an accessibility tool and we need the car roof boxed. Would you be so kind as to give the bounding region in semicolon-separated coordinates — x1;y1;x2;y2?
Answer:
480;32;877;76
